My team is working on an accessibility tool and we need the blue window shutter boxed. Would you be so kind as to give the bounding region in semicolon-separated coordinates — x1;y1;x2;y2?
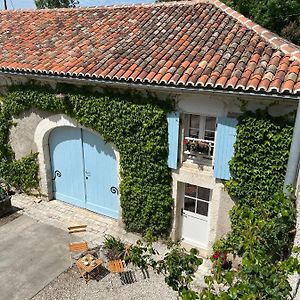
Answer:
167;112;180;169
214;117;238;180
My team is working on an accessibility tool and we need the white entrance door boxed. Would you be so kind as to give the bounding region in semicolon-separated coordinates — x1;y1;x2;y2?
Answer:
181;183;211;248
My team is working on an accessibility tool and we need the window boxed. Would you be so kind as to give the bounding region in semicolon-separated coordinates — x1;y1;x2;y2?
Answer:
184;183;211;217
184;115;216;157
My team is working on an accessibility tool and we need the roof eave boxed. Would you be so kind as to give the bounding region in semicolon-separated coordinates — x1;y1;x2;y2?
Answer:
0;70;299;102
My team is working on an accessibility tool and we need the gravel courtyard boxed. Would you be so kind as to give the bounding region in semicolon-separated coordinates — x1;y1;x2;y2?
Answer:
33;265;178;300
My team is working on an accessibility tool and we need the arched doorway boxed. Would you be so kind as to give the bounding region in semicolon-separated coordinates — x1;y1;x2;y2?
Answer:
49;126;119;219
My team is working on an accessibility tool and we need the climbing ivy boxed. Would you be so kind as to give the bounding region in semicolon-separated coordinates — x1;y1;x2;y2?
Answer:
0;83;174;236
226;109;295;203
201;109;300;299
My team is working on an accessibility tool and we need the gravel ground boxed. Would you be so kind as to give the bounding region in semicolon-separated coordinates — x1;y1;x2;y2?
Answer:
32;265;178;300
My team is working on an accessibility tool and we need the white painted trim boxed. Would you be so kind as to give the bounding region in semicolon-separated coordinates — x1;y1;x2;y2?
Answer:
34;114;122;221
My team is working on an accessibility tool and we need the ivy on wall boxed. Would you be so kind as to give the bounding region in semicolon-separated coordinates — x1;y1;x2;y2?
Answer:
0;84;174;236
201;109;300;299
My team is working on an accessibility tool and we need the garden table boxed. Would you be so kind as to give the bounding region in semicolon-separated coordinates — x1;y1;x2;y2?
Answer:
76;253;103;283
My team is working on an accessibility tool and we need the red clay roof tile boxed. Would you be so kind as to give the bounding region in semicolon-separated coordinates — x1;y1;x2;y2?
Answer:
0;1;299;96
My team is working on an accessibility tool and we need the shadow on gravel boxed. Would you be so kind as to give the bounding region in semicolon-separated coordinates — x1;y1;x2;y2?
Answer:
91;265;110;281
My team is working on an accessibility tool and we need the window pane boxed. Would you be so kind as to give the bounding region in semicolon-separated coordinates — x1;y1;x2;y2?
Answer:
204;130;215;141
184;197;196;213
190;115;200;128
205;117;216;131
196;201;209;216
185;183;196;197
189;129;199;138
197;187;210;201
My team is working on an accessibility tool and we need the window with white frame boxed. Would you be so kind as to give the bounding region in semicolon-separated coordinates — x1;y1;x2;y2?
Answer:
184;183;211;217
184;115;216;157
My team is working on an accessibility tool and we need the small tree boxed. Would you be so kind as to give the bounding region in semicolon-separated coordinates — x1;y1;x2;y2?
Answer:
35;0;78;9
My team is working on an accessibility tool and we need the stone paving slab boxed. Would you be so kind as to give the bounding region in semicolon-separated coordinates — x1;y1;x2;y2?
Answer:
0;214;71;300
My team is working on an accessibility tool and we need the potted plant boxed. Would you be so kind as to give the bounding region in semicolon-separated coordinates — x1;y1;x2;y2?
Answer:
0;179;13;217
103;234;126;260
197;141;209;155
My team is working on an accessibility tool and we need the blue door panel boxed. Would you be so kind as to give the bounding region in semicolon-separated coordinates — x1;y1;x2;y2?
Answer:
49;127;86;208
49;127;119;219
83;130;119;219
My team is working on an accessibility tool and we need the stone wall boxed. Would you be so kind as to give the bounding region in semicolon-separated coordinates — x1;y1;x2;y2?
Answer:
9;109;54;160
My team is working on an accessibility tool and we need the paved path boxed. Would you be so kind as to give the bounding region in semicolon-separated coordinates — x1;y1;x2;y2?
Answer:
11;194;143;248
0;214;70;300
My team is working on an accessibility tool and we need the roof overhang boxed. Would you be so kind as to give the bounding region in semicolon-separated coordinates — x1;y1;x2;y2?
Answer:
1;70;299;102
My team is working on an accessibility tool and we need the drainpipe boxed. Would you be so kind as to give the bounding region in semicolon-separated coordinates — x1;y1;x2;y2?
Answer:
284;100;300;193
286;101;300;299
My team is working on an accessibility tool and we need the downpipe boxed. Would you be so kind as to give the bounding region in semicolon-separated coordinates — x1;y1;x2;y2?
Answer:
284;100;300;299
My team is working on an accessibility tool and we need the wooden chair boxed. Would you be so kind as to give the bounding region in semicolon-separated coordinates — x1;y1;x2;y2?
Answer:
107;259;125;273
69;241;89;267
107;244;136;285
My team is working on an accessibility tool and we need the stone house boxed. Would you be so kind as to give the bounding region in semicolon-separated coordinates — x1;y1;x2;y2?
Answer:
0;0;299;256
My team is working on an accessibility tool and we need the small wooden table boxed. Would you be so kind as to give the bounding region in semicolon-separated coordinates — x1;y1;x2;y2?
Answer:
76;253;103;283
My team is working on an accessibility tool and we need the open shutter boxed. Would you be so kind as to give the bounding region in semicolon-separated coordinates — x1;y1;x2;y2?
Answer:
214;117;238;180
167;112;180;169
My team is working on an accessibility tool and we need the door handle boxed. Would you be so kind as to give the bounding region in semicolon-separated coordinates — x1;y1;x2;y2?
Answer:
85;171;91;179
181;208;183;216
52;170;61;180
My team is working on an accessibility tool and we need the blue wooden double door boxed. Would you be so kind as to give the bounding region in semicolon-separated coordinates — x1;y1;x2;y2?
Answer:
49;126;119;219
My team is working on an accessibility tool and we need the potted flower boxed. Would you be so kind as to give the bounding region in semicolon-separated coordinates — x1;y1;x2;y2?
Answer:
196;141;209;155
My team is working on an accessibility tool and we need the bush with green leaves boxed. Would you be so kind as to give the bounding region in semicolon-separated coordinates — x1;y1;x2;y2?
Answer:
200;109;299;299
126;240;203;299
0;84;174;236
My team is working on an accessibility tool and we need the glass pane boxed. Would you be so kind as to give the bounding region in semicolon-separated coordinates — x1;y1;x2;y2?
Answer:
185;183;197;197
197;187;210;201
184;197;196;213
189;129;199;138
196;201;209;216
204;130;215;141
190;115;200;128
205;117;216;131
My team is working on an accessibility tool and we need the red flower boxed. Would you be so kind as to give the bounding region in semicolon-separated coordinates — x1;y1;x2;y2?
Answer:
212;252;221;260
183;138;189;145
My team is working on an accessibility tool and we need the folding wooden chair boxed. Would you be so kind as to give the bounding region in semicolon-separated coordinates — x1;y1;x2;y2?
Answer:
107;244;136;286
69;241;89;267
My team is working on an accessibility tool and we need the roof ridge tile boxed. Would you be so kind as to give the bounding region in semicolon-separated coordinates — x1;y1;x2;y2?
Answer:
211;0;300;63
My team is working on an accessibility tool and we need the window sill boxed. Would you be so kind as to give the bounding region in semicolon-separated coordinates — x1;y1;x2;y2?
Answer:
181;160;213;174
183;151;213;167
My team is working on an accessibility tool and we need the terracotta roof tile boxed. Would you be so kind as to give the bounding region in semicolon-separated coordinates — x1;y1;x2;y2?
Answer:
0;0;299;96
